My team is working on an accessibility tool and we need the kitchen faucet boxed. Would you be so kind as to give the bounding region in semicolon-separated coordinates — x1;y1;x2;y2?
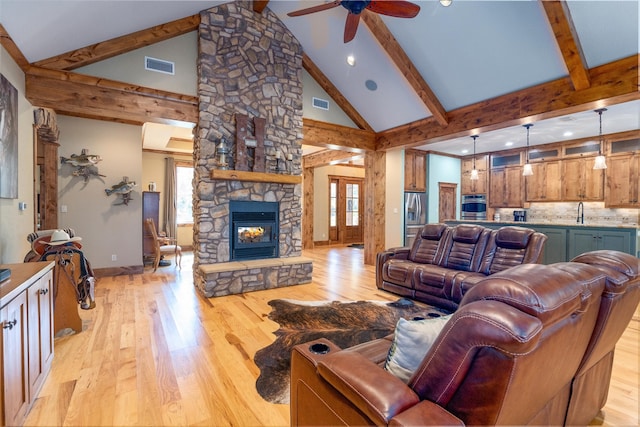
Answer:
577;202;584;224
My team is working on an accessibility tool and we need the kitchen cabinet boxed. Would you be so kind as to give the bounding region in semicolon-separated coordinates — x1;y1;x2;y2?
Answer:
533;226;568;264
1;262;54;427
562;157;604;201
605;154;640;207
489;166;524;208
568;228;632;260
404;150;426;192
461;155;488;195
525;161;562;201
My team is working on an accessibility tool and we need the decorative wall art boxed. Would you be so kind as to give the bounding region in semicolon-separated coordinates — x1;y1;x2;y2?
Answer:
0;73;18;199
105;176;136;205
60;148;105;183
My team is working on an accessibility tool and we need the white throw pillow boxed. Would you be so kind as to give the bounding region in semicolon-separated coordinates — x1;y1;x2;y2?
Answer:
384;314;452;383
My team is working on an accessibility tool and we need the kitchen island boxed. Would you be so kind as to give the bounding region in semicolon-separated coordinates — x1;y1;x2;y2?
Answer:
445;220;639;264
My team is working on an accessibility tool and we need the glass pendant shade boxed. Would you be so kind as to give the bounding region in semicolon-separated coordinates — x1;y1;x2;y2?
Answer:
522;163;534;176
593;108;607;170
593;155;607;170
470;168;479;180
469;135;479;181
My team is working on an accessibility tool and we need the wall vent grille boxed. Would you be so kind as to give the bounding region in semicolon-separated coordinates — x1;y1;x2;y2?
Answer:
312;97;329;110
145;56;175;75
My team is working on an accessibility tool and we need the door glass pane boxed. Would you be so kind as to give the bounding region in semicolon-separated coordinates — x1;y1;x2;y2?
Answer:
346;183;359;226
330;182;337;227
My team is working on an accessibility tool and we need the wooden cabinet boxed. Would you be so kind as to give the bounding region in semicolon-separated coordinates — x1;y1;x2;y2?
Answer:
605;154;640;207
562;157;604;201
143;191;160;259
525;161;562;201
534;226;568;264
1;262;54;427
404;150;426;192
461;155;488;195
489;166;524;208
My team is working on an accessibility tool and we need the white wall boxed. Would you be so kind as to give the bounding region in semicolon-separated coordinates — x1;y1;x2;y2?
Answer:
302;70;357;128
427;154;461;223
57;117;143;269
313;165;365;241
385;149;404;248
0;45;35;264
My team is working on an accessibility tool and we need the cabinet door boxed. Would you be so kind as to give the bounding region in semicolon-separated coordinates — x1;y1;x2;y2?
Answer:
27;270;54;402
525;163;545;201
563;158;604;201
536;227;567;264
504;166;524;207
404;152;415;191
413;152;426;192
598;230;631;253
489;168;506;207
605;154;639;207
582;159;604;200
2;292;29;427
526;162;561;201
568;229;599;259
461;158;474;194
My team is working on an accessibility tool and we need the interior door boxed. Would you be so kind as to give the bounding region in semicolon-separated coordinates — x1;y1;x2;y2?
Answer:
329;176;364;244
439;182;457;223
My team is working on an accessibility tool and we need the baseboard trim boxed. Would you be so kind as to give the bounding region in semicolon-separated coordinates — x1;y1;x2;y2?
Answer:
94;265;144;277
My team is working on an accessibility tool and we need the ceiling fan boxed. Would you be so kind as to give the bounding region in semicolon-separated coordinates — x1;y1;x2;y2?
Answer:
287;0;420;43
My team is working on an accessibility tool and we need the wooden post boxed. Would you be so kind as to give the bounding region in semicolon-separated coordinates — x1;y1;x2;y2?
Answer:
364;151;386;265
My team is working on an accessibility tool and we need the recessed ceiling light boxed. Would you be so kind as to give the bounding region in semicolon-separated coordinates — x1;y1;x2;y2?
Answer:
346;55;356;67
505;141;514;147
440;0;453;6
365;79;378;91
461;149;469;154
563;131;573;137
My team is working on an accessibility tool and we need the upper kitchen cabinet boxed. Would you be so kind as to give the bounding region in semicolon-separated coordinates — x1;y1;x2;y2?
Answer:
489;153;524;208
404;149;426;192
605;138;640;208
562;157;604;201
525;161;562;202
461;155;488;195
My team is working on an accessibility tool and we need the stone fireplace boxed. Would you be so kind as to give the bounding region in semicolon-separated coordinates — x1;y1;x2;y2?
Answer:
193;2;312;297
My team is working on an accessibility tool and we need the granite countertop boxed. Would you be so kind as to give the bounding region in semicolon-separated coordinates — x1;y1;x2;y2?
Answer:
446;220;640;230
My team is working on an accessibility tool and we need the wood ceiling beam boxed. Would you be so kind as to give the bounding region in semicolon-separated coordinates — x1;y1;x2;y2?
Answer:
303;149;363;169
541;0;590;91
360;11;449;127
25;66;198;126
376;54;639;151
0;24;30;72
303;54;373;131
303;118;376;152
32;14;200;71
253;1;270;13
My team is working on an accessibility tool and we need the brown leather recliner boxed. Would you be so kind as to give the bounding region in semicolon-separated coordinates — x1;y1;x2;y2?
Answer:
563;250;640;425
291;262;607;426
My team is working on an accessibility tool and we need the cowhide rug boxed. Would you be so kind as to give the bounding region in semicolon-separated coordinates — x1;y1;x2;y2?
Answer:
254;298;450;404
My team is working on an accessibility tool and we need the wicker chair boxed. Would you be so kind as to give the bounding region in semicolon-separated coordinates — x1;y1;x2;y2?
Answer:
145;218;182;272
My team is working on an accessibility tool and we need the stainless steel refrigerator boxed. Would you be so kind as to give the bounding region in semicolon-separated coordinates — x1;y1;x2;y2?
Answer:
405;192;427;247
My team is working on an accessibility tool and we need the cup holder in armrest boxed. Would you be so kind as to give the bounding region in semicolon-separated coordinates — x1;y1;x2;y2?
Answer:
309;342;330;354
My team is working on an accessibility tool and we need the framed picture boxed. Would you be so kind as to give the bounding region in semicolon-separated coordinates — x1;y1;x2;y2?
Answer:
0;73;18;199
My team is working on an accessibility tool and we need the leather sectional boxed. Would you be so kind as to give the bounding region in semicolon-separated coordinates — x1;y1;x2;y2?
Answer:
376;223;548;311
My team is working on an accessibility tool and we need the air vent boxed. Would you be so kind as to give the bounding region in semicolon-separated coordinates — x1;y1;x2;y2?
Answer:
145;56;175;75
312;97;329;110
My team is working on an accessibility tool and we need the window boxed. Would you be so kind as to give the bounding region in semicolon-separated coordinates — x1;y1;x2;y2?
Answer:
176;164;193;225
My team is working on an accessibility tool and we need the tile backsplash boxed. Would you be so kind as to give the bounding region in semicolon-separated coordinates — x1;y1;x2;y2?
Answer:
495;202;639;226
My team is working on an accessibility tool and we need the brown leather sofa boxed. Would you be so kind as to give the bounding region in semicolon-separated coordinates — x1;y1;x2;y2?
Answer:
291;250;640;426
376;223;548;311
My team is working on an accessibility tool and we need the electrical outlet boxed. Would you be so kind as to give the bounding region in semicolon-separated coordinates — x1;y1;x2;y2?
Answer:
111;254;117;261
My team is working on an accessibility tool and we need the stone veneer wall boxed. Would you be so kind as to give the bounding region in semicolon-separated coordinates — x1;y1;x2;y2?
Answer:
193;1;305;295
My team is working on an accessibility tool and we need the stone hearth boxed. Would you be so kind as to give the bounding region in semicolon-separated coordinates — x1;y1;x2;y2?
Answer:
193;2;311;297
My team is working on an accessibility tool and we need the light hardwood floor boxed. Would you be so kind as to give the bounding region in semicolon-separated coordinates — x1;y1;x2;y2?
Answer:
24;247;639;426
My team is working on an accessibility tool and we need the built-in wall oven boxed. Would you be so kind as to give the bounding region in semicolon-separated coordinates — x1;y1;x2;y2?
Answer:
461;194;487;220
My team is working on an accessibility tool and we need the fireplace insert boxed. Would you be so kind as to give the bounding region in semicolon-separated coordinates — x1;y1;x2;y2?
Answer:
230;200;279;260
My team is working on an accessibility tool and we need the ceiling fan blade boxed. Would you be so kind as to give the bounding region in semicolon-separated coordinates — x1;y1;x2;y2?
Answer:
366;0;420;18
287;0;342;17
344;12;361;43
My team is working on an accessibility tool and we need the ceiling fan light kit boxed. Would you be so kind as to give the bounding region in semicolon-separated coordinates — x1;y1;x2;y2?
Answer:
593;108;608;170
287;0;421;43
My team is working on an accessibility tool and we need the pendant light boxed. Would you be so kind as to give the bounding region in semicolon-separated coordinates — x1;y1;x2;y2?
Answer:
470;135;479;180
593;108;608;170
522;124;534;177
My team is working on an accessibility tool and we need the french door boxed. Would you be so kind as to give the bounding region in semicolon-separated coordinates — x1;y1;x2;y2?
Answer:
329;176;364;245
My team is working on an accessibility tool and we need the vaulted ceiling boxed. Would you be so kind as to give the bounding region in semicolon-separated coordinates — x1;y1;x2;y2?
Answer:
1;0;638;158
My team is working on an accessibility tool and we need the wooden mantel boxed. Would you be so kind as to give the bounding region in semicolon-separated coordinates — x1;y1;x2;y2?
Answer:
210;169;302;185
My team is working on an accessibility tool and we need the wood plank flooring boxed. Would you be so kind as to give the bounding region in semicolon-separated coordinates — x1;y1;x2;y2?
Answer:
24;247;639;426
